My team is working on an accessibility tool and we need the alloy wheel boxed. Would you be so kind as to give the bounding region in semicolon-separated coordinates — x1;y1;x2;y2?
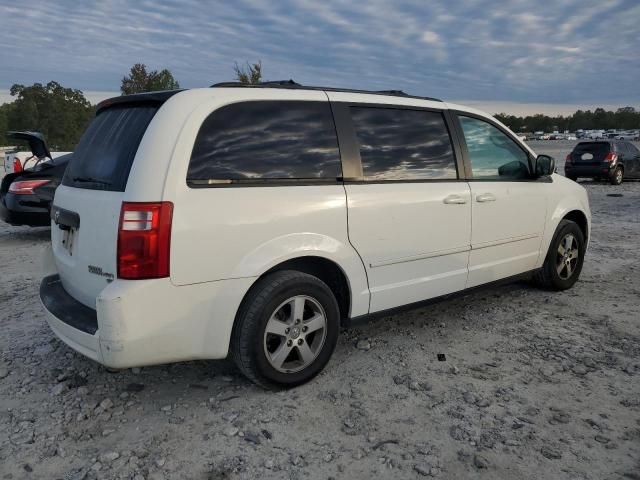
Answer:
263;295;327;373
556;234;579;280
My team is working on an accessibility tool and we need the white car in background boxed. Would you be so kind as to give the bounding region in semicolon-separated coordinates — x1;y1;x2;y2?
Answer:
615;131;635;140
40;83;591;389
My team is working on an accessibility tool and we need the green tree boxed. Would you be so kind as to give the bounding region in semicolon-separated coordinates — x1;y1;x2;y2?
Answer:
120;63;180;95
4;81;94;150
0;103;16;146
233;61;262;84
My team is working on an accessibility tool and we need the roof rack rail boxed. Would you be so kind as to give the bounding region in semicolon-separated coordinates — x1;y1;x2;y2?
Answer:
211;79;301;88
209;80;442;102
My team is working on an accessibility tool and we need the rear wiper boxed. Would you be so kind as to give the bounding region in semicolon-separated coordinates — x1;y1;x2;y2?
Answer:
72;176;112;186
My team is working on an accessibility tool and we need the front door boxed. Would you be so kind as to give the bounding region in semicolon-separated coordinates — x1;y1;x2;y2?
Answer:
456;114;547;288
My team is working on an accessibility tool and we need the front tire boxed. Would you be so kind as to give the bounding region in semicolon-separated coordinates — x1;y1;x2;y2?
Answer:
534;220;585;290
230;270;340;389
610;166;623;185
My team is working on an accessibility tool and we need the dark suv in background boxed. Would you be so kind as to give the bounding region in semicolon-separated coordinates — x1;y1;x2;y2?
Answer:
565;140;640;185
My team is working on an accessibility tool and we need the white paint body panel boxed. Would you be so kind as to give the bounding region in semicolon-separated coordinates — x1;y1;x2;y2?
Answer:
44;87;590;368
466;181;547;288
344;182;471;312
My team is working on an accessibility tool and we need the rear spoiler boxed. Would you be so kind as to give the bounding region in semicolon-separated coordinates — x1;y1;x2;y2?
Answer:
96;89;185;115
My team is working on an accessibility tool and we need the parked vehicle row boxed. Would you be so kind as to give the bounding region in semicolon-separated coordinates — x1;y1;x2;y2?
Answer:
38;83;591;388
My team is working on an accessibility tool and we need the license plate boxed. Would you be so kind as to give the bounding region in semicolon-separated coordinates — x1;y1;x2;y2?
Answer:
61;228;76;256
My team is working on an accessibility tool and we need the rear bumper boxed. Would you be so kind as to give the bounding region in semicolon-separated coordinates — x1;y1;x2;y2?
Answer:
1;193;51;226
564;164;614;178
40;272;255;368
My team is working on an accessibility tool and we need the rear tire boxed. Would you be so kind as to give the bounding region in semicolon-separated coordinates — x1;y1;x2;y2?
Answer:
610;166;623;185
230;270;340;389
533;220;585;291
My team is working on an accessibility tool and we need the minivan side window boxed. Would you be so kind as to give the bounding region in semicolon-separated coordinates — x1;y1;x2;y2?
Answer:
459;116;531;180
188;101;341;183
350;107;457;180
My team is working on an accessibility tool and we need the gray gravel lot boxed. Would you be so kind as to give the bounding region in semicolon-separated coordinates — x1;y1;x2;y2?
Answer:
0;141;639;479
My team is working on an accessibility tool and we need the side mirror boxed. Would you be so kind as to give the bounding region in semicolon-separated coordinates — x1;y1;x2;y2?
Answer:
535;154;556;177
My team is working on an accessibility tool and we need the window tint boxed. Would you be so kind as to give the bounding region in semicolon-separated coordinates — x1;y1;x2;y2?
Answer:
188;101;341;182
571;142;610;162
628;143;640;155
350;107;457;180
617;143;628;155
459;116;530;180
63;105;158;191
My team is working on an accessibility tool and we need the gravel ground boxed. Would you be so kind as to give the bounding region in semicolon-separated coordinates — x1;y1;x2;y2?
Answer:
1;142;639;479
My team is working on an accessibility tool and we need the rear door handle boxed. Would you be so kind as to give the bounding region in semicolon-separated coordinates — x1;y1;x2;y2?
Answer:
443;194;467;205
476;193;496;203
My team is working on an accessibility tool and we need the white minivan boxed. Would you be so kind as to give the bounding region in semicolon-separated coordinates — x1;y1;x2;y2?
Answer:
41;82;591;388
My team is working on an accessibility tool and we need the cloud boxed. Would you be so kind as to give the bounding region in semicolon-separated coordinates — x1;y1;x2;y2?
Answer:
421;31;441;45
0;0;638;105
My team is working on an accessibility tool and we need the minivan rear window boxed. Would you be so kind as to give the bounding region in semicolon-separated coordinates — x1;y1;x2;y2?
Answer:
62;105;158;191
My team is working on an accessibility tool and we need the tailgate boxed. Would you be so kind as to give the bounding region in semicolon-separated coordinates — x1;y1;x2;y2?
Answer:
52;187;122;308
51;103;162;309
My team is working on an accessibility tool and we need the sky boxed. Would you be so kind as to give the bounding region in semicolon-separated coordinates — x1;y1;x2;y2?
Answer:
0;0;639;115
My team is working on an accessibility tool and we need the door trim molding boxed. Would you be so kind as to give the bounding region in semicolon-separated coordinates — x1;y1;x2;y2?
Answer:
471;233;539;250
370;245;471;268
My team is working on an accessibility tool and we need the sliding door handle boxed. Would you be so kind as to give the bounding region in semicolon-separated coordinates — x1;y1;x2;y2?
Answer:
443;194;467;205
476;193;496;203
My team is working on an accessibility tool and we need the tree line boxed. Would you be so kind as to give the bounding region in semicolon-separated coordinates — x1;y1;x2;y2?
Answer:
2;61;637;151
494;107;640;133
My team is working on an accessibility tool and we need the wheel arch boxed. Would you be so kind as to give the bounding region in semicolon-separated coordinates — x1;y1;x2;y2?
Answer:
562;209;589;241
228;232;370;321
240;255;353;327
538;194;591;269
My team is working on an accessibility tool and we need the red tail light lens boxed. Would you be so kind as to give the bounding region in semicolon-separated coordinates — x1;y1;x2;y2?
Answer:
13;157;23;173
565;154;572;165
8;179;50;195
604;152;618;162
117;202;173;279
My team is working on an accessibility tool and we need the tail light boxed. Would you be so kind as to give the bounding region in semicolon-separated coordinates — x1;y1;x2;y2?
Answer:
565;154;572;165
117;202;173;279
13;157;23;173
604;152;618;162
8;179;50;195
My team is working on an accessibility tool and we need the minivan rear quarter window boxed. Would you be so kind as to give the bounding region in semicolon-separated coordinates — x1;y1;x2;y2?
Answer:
350;107;457;180
188;101;341;184
63;105;159;191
